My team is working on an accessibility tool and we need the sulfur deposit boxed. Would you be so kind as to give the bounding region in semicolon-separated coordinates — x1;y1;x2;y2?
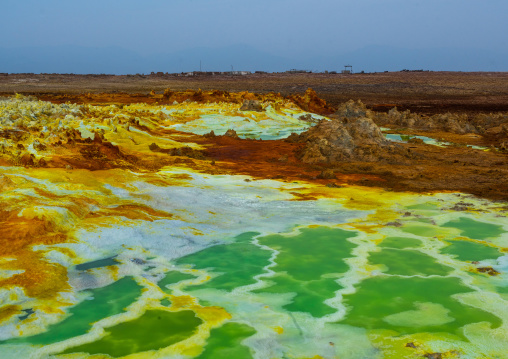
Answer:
0;93;507;359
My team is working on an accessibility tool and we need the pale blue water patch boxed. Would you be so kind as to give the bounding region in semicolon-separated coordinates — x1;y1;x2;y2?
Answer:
171;114;254;136
160;107;175;115
383;133;488;150
74;172;370;264
384;133;446;146
170;108;317;140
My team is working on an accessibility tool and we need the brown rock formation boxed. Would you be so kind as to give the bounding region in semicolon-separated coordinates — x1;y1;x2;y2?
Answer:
149;143;205;160
240;100;263;112
291;117;407;163
288;88;335;116
335;100;369;118
224;129;240;139
377;107;507;136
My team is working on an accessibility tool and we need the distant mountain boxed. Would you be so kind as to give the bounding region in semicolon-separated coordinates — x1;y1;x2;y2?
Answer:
1;44;507;74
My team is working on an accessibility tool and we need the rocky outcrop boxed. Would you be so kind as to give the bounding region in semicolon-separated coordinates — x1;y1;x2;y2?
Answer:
203;130;216;138
288;88;335;116
484;123;508;151
224;129;240;139
375;107;507;136
335;100;370;119
298;113;319;123
149;143;205;159
290;117;408;163
240;100;263;112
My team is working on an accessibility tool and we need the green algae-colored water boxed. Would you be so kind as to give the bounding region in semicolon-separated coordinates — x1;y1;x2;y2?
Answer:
177;232;272;292
196;322;256;359
368;248;453;276
258;227;357;281
158;271;197;294
2;96;507;359
1;168;507;359
380;236;423;249
5;220;508;358
4;277;142;346
442;217;505;240
254;273;342;317
401;223;442;237
3;216;507;359
441;240;502;261
340;276;502;337
177;227;357;318
62;310;202;357
254;227;357;317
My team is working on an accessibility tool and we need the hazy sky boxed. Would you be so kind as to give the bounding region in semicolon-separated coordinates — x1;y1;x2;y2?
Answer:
2;0;507;57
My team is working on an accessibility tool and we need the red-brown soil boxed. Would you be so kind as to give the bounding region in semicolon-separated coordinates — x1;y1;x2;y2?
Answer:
1;72;507;201
2;71;508;114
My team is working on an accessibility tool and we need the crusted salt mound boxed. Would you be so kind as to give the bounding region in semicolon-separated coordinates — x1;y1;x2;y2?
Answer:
335;99;371;119
290;116;409;163
375;107;508;136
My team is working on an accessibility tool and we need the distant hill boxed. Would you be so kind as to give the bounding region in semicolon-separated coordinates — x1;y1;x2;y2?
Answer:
1;44;506;74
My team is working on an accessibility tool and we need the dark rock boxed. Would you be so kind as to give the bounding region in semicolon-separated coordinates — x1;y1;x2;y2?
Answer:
477;267;500;276
149;143;161;151
224;129;240;139
240;100;263;112
33;140;47;151
149;143;205;159
407;137;424;144
450;201;473;211
203;130;216;138
20;152;35;166
424;353;442;359
386;221;402;227
37;157;47;167
284;132;301;143
298;113;319;123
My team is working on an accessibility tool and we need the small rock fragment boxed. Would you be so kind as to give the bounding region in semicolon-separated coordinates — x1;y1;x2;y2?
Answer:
240;100;263;112
224;129;240;139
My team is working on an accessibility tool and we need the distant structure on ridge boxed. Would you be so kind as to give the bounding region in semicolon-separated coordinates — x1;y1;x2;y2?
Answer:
342;65;353;74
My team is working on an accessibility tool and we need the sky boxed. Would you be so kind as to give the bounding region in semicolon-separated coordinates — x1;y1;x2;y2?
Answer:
1;0;508;72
